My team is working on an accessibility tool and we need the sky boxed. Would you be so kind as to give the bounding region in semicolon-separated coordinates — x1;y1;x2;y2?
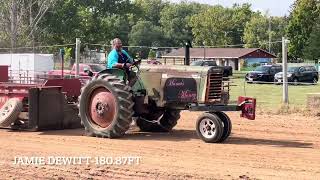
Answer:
169;0;296;17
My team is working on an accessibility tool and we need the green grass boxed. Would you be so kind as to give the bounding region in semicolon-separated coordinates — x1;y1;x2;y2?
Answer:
232;71;248;79
229;78;320;111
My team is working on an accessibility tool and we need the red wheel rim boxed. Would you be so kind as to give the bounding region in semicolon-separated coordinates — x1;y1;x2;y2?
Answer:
88;87;117;128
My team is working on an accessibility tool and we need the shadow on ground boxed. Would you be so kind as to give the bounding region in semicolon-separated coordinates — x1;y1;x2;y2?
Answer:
32;128;314;148
224;137;313;148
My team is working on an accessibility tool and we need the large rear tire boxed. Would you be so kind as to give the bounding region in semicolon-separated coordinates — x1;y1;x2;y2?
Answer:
78;74;134;138
0;98;23;127
136;109;181;132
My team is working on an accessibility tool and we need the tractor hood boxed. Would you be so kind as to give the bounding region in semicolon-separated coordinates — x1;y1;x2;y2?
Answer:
136;64;225;107
139;64;224;77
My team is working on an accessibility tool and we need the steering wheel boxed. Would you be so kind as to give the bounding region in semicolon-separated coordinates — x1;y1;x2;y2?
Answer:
128;59;142;71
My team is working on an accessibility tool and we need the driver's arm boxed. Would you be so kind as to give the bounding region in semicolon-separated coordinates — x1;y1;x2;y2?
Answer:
113;63;125;68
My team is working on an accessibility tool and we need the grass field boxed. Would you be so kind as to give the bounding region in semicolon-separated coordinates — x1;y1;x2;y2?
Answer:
229;72;320;111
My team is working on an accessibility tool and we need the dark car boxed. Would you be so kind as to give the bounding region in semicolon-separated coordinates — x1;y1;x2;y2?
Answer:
245;64;282;83
274;65;318;84
190;60;233;77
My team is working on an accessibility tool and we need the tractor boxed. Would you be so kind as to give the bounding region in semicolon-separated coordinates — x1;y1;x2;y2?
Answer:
79;59;256;143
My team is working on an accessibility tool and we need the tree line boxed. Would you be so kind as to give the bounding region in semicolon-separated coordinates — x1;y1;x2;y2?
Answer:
0;0;319;62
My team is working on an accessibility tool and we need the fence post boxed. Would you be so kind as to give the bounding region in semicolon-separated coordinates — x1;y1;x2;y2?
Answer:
75;38;81;78
60;48;65;79
282;37;289;105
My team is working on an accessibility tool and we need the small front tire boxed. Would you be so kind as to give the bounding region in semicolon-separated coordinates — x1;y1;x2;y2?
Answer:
196;113;224;143
313;77;318;84
213;112;232;142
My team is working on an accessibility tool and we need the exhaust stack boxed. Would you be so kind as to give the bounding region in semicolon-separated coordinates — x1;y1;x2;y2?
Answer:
185;41;192;65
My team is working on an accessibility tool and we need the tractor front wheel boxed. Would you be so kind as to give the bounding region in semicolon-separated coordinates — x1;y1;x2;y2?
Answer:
78;74;134;138
196;113;224;143
212;112;232;142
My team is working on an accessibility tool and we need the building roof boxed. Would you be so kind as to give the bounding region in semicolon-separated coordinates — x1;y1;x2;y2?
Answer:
162;48;277;59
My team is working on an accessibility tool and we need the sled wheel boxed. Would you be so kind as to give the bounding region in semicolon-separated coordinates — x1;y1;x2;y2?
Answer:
0;98;23;127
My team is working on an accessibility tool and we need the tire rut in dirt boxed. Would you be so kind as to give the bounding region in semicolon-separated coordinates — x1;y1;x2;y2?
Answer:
79;74;134;138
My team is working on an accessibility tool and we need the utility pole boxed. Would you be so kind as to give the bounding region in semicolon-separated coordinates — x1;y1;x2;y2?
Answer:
203;41;206;60
282;37;290;104
268;17;272;53
185;41;190;65
60;48;65;79
75;38;81;78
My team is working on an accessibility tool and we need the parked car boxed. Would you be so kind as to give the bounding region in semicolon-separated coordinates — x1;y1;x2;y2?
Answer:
190;60;233;77
274;65;318;84
245;64;282;83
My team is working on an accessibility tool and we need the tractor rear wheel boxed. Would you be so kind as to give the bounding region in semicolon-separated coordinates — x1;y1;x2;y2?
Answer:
0;98;23;127
136;109;181;132
78;74;134;138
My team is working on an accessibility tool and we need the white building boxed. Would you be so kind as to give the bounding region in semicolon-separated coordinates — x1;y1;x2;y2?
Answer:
0;53;54;83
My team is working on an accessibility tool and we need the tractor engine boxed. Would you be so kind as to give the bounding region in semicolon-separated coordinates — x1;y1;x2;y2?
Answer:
137;64;230;108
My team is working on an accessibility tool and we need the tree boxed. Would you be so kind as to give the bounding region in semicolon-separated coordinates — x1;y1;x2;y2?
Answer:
0;0;56;49
160;2;209;46
229;3;254;46
243;14;269;49
188;4;254;47
128;20;165;58
270;16;288;57
133;0;169;26
39;0;133;45
243;13;287;57
189;5;234;46
303;16;320;60
286;0;319;60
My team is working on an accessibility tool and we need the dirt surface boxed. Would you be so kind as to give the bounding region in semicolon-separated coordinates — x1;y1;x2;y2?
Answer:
0;111;320;180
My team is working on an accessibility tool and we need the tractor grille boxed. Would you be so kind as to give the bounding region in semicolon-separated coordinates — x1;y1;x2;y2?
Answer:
205;72;223;103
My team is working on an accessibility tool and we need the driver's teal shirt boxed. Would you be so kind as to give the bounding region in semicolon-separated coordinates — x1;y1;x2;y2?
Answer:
107;49;133;68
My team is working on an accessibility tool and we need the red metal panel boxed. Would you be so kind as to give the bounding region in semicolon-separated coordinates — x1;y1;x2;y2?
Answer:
0;83;36;108
238;96;256;120
0;66;9;82
43;78;81;97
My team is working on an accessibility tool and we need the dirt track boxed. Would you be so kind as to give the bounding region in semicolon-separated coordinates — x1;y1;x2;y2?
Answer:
0;111;320;180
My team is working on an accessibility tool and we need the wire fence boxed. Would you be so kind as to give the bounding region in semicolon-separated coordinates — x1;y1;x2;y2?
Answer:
225;71;320;112
0;42;319;112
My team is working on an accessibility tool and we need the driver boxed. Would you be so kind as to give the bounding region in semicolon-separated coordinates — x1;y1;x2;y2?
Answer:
107;38;133;69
